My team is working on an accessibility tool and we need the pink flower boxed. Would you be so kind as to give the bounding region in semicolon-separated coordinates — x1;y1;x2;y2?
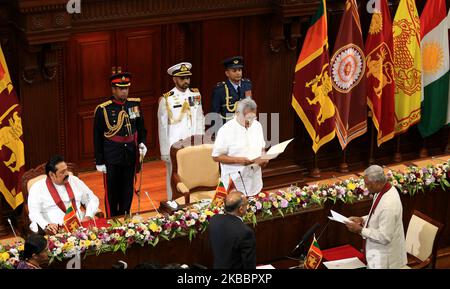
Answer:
280;199;289;208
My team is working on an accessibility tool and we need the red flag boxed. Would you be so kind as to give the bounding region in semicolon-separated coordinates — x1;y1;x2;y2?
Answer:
331;0;367;149
227;176;236;193
292;0;336;153
365;0;396;146
0;44;25;209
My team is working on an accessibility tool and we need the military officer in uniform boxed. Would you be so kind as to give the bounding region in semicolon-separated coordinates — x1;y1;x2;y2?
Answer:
94;70;147;217
211;56;252;126
158;62;205;200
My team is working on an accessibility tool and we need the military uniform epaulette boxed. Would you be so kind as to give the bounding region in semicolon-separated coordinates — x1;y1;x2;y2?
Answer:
163;91;174;98
94;100;112;114
127;97;141;102
190;88;200;93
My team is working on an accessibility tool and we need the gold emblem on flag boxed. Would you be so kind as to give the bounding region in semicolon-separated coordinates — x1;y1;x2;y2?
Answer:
368;12;383;35
393;19;421;96
366;45;394;98
422;42;444;75
305;64;335;126
0;111;24;173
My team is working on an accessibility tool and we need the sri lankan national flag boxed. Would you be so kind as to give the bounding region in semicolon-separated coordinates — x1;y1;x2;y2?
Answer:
393;0;422;134
331;0;367;149
212;179;227;206
292;0;335;153
0;44;25;209
304;236;323;269
366;0;396;146
63;205;81;233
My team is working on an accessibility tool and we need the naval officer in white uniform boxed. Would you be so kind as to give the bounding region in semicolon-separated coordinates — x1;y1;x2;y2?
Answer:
157;62;205;200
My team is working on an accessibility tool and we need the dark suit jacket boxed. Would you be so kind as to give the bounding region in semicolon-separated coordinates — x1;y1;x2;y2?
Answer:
208;214;256;269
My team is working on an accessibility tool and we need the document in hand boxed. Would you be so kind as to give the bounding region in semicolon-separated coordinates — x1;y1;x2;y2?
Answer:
252;138;294;161
328;210;351;224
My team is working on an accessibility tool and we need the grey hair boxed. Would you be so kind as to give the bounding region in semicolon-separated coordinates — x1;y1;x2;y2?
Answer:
364;165;387;183
236;98;257;114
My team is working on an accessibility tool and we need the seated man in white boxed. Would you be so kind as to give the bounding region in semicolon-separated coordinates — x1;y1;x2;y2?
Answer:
212;98;268;196
345;165;407;269
28;155;99;235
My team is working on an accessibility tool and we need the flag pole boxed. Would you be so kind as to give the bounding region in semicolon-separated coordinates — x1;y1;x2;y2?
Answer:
394;135;402;162
339;148;349;173
311;153;321;178
446;126;450;153
419;137;428;158
368;110;375;165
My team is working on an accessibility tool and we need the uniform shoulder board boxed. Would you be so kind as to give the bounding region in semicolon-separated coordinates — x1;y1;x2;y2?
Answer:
242;78;252;83
94;100;112;113
163;91;174;98
127;97;141;102
215;81;226;87
190;88;199;93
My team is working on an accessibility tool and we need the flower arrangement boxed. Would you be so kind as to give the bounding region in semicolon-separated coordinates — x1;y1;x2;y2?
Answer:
1;160;450;268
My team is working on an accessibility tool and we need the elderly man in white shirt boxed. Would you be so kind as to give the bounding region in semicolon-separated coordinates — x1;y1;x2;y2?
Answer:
212;98;268;196
345;165;407;269
28;155;99;235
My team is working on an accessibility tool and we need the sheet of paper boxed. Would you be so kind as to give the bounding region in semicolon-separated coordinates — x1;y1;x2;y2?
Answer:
256;264;275;269
259;138;294;160
328;210;351;224
247;148;262;161
323;257;366;269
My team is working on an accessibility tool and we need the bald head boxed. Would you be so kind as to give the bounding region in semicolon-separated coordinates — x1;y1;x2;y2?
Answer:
225;191;247;217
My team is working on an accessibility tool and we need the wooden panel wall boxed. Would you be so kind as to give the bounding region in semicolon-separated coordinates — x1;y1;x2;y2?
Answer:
2;0;450;172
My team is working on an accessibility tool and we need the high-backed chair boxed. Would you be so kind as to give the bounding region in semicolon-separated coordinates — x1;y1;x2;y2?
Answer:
170;135;219;205
404;210;443;269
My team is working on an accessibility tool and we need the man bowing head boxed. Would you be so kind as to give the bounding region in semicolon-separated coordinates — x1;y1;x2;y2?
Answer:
345;165;407;269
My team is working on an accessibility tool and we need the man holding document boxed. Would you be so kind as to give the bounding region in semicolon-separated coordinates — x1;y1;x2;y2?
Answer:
212;99;267;196
343;165;407;269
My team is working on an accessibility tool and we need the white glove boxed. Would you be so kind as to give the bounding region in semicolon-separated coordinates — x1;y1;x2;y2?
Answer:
139;143;147;158
161;155;170;162
96;165;107;173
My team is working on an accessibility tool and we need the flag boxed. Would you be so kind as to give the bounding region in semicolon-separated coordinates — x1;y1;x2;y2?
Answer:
0;44;25;209
291;0;335;153
227;175;236;193
304;236;323;269
447;9;450;125
331;0;367;149
393;0;422;134
212;179;227;206
63;205;81;233
418;0;449;137
365;0;396;146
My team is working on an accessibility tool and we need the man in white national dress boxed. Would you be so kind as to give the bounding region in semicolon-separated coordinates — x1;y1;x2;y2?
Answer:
28;155;99;235
345;165;407;269
212;98;268;196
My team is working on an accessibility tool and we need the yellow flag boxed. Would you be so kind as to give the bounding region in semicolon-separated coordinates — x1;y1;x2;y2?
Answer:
392;0;421;134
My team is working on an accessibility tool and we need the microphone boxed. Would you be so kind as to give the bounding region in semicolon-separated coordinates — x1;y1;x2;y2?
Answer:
316;219;331;241
291;222;320;254
145;191;161;215
238;171;248;196
7;218;17;239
